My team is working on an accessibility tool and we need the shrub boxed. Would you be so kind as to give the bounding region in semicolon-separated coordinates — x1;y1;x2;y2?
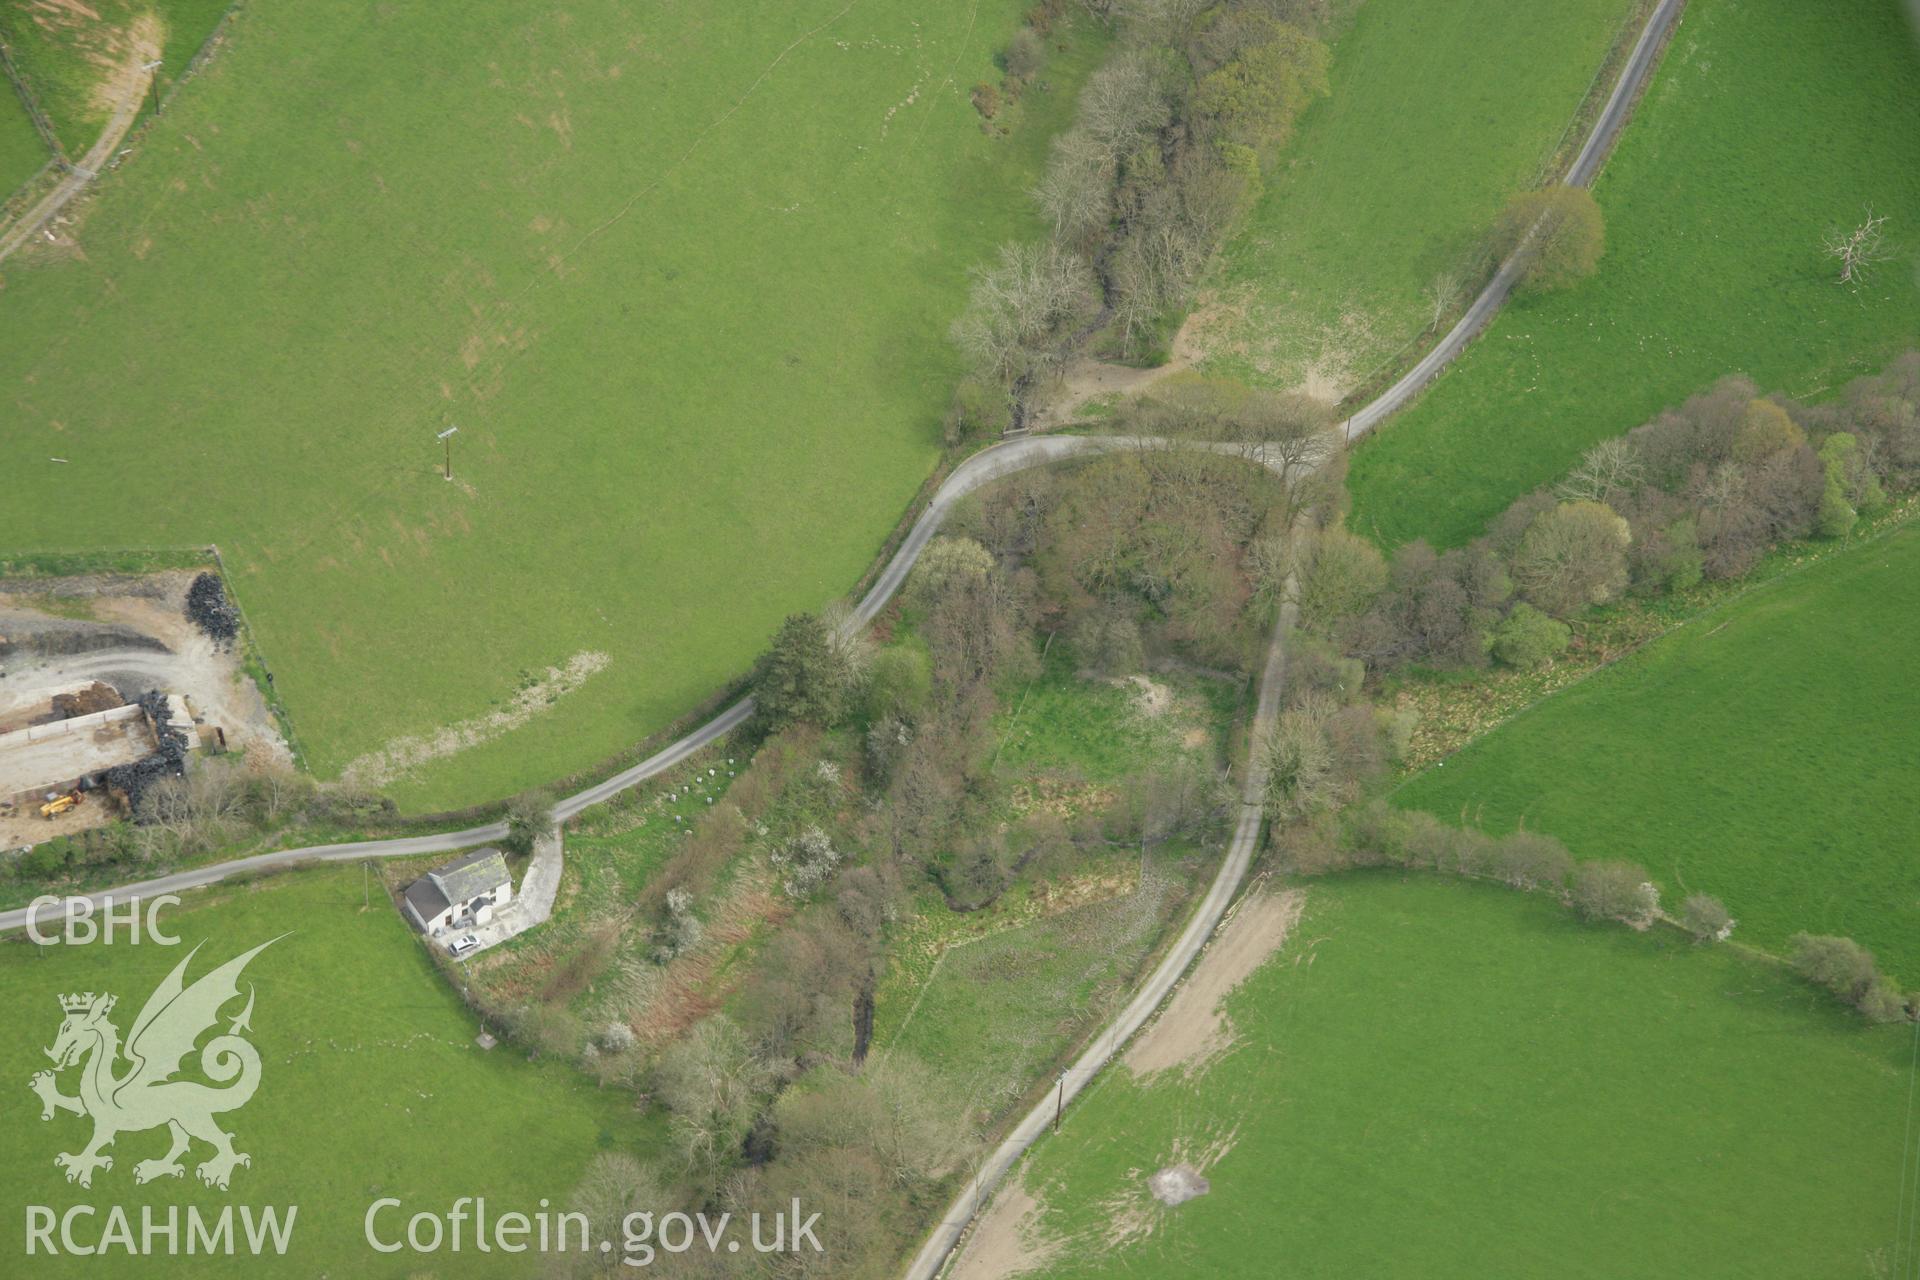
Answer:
1490;603;1571;669
945;375;1013;443
1489;830;1572;892
770;826;841;898
503;789;554;856
1068;607;1145;675
1495;186;1604;293
1569;860;1658;925
1679;893;1734;942
653;887;704;962
970;81;1001;119
504;1000;584;1060
863;715;913;788
17;841;69;880
1004;27;1044;80
1788;933;1907;1021
864;647;931;724
942;834;1009;911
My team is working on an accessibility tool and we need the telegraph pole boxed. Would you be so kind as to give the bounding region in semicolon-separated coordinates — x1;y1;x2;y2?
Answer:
141;60;163;118
437;425;459;481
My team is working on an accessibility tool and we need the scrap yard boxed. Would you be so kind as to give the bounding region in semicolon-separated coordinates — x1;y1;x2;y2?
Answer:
0;568;287;847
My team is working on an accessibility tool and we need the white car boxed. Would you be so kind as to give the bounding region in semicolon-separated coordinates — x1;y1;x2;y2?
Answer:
445;933;481;958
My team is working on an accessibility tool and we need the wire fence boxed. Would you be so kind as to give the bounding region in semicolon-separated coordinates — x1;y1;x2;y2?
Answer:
0;38;64;162
206;543;311;774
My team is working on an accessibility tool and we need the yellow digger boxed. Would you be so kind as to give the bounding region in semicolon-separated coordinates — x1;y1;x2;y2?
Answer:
39;790;81;819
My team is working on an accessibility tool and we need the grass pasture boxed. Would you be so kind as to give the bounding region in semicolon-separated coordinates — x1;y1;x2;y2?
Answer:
1394;519;1920;980
0;0;1103;811
1346;0;1920;550
0;865;659;1278
1006;875;1909;1280
1196;0;1637;398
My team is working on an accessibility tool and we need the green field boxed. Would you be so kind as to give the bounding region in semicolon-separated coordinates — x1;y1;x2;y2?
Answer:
1348;0;1920;549
1008;875;1909;1280
1197;0;1636;398
1394;518;1920;980
0;0;1101;811
0;866;659;1277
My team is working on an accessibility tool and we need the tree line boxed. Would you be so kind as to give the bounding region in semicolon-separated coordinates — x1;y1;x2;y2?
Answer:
1259;350;1920;1023
950;0;1343;434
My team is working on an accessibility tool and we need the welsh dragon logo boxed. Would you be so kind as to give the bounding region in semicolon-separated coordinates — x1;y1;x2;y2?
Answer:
29;938;282;1190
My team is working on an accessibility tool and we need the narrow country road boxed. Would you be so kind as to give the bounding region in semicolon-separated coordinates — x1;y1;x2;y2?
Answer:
907;3;1683;1274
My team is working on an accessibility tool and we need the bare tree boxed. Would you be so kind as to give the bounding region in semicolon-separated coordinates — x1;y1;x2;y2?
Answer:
1556;436;1645;504
1823;210;1892;285
1034;129;1112;244
950;241;1100;388
1076;51;1171;163
563;1153;672;1277
1688;459;1747;511
1424;269;1464;331
653;1014;776;1173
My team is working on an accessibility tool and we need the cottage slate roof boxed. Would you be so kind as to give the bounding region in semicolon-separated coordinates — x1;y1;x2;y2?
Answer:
403;876;451;922
429;848;511;905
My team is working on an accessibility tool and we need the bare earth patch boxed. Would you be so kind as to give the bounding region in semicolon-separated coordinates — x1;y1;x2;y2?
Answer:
1101;1126;1240;1249
1118;673;1174;718
1124;887;1305;1080
950;1171;1061;1280
1148;1163;1210;1205
1205;282;1388;403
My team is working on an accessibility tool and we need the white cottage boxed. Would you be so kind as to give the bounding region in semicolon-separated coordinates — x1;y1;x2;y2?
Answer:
402;848;513;935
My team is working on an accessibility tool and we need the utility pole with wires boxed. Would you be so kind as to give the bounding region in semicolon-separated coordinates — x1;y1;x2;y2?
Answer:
141;59;162;118
437;425;459;481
